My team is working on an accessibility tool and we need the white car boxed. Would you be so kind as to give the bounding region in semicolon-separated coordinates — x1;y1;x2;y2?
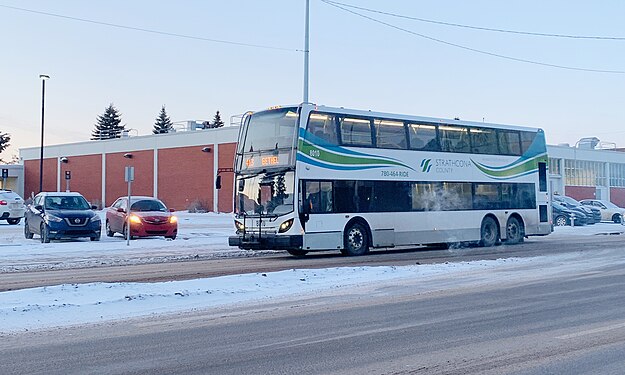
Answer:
0;189;26;225
580;199;625;223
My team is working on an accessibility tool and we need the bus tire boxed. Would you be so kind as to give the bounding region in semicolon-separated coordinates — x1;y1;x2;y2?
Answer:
479;216;499;247
342;222;369;256
505;216;524;244
287;249;308;257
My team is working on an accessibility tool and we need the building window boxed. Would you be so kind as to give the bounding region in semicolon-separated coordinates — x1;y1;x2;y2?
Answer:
564;159;605;187
610;163;625;187
548;158;561;176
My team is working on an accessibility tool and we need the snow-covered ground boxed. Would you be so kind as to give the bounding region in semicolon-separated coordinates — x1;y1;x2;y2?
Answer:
0;213;624;333
0;211;275;272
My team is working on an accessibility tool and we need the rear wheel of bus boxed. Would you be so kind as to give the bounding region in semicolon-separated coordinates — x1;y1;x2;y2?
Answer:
505;216;524;244
342;221;369;256
479;216;499;247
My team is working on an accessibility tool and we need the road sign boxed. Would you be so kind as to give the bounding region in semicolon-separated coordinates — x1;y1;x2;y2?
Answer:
124;166;135;182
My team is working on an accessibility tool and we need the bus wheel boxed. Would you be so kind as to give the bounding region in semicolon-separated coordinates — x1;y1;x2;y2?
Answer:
505;216;524;244
479;217;499;247
287;249;308;257
342;222;369;256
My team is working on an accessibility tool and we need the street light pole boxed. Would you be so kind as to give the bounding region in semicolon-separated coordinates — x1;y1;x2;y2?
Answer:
38;74;50;193
303;0;310;103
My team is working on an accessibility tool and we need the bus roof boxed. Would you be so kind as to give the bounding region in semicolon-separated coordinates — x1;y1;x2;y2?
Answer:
255;103;543;134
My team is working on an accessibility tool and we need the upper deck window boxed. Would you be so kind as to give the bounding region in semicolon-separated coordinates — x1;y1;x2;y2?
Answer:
374;119;406;149
239;108;298;153
470;127;499;154
439;125;471;153
306;113;338;146
339;117;373;147
498;130;521;155
408;123;439;151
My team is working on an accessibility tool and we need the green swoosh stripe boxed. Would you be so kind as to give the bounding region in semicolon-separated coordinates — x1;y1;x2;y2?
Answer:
299;139;410;168
472;155;547;178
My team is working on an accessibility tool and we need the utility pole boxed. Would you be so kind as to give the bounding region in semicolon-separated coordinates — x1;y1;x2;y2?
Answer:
303;0;310;103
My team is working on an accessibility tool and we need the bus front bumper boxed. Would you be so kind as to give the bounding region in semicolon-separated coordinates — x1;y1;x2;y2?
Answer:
228;234;303;250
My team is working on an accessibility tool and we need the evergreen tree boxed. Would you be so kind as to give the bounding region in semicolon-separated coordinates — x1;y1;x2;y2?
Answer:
0;131;10;155
91;104;125;140
212;110;224;128
153;105;174;134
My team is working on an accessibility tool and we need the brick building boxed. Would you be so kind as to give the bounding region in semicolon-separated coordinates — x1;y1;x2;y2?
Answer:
19;126;239;212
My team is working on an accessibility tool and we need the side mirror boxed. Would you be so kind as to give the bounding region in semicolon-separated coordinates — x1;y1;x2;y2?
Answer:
91;205;98;210
216;175;222;190
169;208;175;212
34;204;43;211
117;207;125;213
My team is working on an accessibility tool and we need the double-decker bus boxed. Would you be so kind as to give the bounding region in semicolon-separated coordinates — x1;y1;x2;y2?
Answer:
228;103;551;256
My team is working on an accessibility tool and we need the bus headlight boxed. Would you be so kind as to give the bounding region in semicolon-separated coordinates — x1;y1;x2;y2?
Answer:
278;219;293;233
234;220;245;232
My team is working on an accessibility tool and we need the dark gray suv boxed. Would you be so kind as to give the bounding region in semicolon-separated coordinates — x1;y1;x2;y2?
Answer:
24;192;101;243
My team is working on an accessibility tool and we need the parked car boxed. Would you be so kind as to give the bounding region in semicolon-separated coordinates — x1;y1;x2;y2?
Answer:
105;196;177;240
0;189;25;225
580;199;625;223
553;195;601;224
552;202;585;226
24;192;101;243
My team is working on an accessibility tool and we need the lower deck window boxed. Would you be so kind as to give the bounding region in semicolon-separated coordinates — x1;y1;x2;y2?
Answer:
302;179;536;213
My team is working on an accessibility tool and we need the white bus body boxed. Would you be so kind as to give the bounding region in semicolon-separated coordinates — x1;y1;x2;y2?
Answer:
229;104;551;256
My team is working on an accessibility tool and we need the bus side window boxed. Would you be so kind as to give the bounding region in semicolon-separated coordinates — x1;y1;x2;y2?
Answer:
304;181;333;213
307;113;338;146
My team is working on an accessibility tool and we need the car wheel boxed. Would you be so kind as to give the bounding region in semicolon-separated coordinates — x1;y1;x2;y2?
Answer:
40;223;50;243
505;216;524;244
479;216;499;247
6;218;20;225
90;235;101;241
612;214;622;224
123;224;135;240
286;249;308;257
24;220;34;239
554;215;568;227
165;234;177;240
105;220;115;237
342;222;369;256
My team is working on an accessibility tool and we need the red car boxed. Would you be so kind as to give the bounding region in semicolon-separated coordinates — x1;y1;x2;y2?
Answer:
105;196;177;240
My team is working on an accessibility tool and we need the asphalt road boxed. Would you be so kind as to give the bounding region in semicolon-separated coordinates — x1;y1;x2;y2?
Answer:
1;234;625;374
0;233;620;292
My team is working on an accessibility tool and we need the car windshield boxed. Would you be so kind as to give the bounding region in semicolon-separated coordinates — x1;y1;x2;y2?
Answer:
561;196;581;206
130;199;167;212
44;196;90;210
602;201;621;209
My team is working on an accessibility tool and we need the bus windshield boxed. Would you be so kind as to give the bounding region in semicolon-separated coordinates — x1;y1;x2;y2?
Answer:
235;171;295;216
238;107;299;154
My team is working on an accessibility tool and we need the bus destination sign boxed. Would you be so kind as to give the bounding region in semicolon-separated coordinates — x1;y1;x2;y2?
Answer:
243;153;288;169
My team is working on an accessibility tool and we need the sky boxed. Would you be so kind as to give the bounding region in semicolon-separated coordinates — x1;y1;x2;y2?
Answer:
1;210;623;333
2;1;625;160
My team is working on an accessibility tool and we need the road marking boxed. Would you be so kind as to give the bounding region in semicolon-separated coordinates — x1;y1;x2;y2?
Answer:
556;321;625;340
